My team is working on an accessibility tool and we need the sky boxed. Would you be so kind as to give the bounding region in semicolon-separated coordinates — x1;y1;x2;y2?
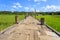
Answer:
0;0;60;12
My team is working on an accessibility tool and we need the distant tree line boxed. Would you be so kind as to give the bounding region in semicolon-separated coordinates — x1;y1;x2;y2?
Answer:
0;11;60;15
39;12;60;15
0;11;26;15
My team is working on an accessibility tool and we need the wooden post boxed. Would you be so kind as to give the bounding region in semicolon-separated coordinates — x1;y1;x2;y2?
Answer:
15;16;18;24
25;15;27;19
40;18;45;29
40;18;44;25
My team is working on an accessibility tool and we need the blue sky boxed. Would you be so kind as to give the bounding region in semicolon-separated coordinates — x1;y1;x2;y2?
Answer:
0;0;60;12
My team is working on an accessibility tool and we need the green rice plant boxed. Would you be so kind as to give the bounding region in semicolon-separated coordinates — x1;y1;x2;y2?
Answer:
0;14;25;31
36;15;60;32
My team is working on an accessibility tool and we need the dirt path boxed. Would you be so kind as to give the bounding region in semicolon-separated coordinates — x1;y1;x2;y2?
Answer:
0;16;60;40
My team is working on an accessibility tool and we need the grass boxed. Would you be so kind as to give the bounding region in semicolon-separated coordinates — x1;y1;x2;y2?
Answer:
36;15;60;32
0;14;25;31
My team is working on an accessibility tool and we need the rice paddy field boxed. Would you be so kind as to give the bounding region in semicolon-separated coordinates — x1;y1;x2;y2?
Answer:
0;14;25;31
36;15;60;32
0;14;60;33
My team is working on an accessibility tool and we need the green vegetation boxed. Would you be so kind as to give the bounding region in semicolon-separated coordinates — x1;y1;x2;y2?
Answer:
0;11;60;32
36;15;60;32
0;14;25;31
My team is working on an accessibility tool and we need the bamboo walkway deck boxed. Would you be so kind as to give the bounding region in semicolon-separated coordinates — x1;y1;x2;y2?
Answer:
0;16;60;40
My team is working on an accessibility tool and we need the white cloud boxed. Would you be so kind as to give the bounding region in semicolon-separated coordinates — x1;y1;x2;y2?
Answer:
14;2;21;6
33;5;36;7
41;0;46;2
24;7;29;11
11;8;15;11
41;5;60;12
36;9;40;12
18;5;22;8
12;5;17;9
34;0;38;2
12;2;22;9
34;0;47;2
30;8;40;12
30;8;34;11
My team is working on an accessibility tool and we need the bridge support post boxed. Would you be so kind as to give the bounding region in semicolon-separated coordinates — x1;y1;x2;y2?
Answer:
15;15;18;24
40;18;44;25
40;18;45;30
